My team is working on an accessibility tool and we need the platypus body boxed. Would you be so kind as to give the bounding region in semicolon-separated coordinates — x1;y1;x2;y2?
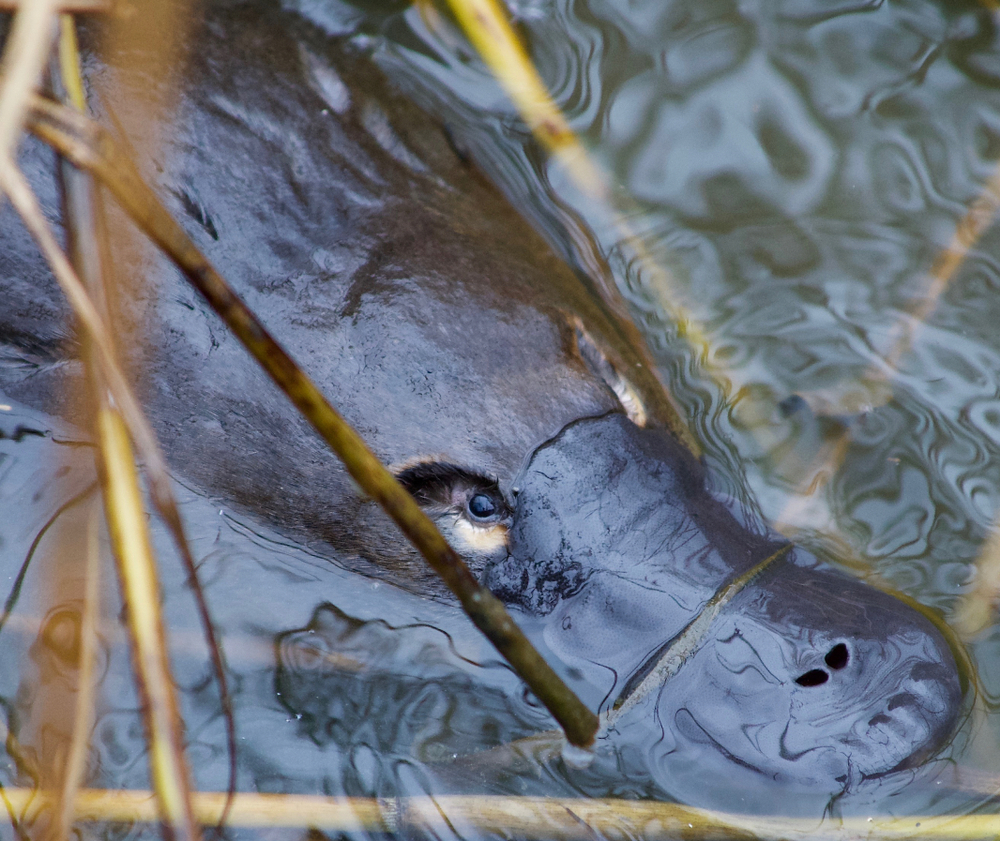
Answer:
0;1;961;808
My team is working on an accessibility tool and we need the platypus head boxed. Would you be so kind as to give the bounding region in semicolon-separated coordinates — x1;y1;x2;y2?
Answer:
390;396;962;799
471;411;962;801
128;9;960;798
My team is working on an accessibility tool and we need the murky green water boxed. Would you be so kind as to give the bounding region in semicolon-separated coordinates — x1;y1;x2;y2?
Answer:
3;0;1000;836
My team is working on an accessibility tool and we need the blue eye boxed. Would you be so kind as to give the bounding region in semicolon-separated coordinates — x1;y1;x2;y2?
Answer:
468;493;498;520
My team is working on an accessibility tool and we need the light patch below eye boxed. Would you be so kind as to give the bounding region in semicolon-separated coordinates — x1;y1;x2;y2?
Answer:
573;321;648;427
610;376;648;428
451;518;509;555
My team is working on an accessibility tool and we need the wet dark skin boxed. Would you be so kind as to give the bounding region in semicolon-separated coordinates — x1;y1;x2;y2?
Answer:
0;1;961;804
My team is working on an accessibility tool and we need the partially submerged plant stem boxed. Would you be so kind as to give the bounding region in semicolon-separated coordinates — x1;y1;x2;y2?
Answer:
53;16;239;829
4;786;1000;840
96;410;200;841
28;95;599;749
438;0;708;456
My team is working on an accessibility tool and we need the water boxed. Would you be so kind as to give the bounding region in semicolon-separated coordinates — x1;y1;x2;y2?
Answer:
4;0;1000;836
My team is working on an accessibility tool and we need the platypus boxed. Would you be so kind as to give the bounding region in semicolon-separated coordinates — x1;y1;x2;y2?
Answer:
0;0;961;806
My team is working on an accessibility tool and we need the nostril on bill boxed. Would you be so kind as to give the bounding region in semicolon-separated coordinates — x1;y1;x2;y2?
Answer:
795;668;829;687
824;642;849;670
796;644;850;686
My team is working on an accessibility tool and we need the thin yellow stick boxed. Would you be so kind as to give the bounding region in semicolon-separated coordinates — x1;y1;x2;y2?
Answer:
57;14;86;111
441;0;718;449
96;410;199;841
0;1;109;9
26;98;599;749
441;0;601;190
0;788;995;840
0;0;58;158
47;13;201;838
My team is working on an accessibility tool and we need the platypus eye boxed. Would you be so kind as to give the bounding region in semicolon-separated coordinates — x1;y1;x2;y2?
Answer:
395;461;509;524
395;461;511;559
468;492;499;521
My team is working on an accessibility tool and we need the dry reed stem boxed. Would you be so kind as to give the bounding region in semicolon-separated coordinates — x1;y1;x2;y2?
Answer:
0;1;110;9
0;788;997;840
440;0;706;455
56;13;85;110
26;97;598;748
440;0;602;192
62;72;201;841
0;0;57;158
56;7;236;832
55;11;238;821
95;409;199;841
